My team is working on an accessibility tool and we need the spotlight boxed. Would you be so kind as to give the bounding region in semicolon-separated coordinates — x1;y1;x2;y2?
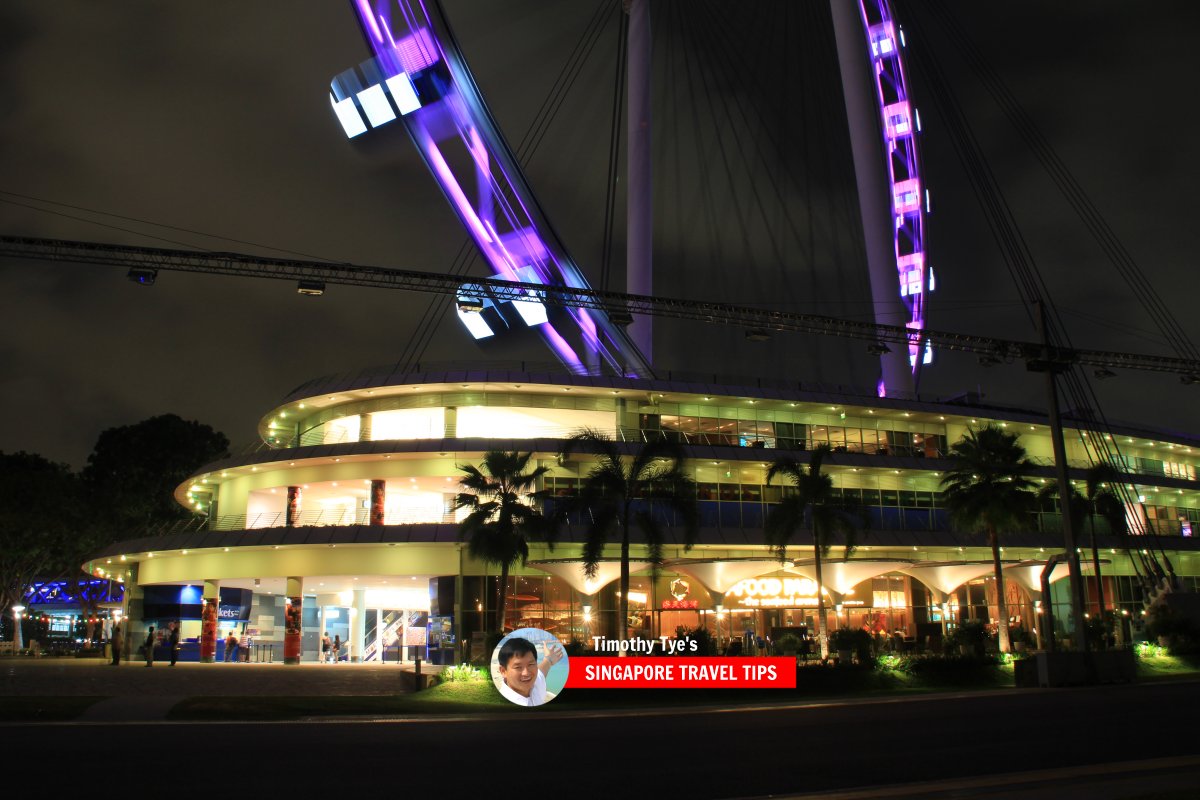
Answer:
297;280;325;296
1181;374;1200;386
607;307;634;326
745;329;771;342
126;268;157;286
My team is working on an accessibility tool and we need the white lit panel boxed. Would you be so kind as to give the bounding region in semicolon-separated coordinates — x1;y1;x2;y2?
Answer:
356;84;397;128
330;93;367;138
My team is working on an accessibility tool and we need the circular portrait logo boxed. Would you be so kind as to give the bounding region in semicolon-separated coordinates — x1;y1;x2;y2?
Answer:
490;628;568;707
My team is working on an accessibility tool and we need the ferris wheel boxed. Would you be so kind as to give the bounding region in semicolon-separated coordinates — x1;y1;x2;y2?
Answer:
327;0;931;393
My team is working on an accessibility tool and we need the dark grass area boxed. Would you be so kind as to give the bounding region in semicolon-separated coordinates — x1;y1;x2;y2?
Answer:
0;696;106;721
168;662;1017;720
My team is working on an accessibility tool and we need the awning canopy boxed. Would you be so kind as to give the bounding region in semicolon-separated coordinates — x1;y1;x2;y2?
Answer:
900;561;997;597
529;558;653;595
786;559;914;595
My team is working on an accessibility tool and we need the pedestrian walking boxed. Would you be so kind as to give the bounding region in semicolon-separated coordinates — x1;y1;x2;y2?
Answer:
224;631;239;662
321;632;332;664
110;618;123;666
169;621;181;666
333;634;341;664
143;626;155;667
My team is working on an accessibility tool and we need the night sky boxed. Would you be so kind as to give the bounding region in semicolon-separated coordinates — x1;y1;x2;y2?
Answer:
1;1;1196;468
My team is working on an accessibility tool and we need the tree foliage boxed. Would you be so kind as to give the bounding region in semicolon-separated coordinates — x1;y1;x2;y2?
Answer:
0;452;84;612
765;445;865;658
559;430;699;642
454;451;555;634
83;413;229;529
940;423;1037;653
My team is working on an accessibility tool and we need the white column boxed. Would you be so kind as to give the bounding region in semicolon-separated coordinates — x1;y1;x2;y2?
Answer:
829;0;914;395
626;0;653;364
374;607;383;664
351;589;366;663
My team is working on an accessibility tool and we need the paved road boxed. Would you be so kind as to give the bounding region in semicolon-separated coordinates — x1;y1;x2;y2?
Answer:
4;679;1198;797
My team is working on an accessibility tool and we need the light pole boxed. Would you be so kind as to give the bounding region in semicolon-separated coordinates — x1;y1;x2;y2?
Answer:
11;605;25;652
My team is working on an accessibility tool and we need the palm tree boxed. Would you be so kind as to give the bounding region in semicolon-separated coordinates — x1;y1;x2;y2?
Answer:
454;450;555;635
765;445;864;659
559;430;699;646
940;424;1037;653
1082;463;1128;615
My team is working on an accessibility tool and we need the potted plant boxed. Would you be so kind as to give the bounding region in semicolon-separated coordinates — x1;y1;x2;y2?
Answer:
830;628;857;664
775;633;801;657
951;619;987;657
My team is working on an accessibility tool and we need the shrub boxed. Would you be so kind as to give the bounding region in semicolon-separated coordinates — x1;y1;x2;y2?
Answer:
676;626;714;656
443;663;486;683
1145;604;1200;654
774;634;801;655
829;627;857;651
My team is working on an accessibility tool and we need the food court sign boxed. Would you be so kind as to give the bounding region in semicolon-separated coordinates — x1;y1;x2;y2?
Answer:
726;577;827;608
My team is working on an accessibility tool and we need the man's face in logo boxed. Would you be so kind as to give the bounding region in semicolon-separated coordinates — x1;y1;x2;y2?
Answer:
499;651;539;697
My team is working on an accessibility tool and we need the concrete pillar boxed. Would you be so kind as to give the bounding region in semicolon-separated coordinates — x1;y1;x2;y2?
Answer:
284;577;303;665
370;480;386;526
351;588;366;663
200;579;220;663
829;0;916;396
625;0;653;364
120;563;141;662
359;412;373;442
286;485;302;527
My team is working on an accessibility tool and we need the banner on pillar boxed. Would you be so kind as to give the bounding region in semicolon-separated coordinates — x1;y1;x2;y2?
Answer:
200;598;218;661
284;596;303;663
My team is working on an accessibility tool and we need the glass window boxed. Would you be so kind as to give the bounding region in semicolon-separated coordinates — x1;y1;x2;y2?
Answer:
899;491;917;507
763;485;782;503
861;488;881;506
741;484;762;502
880;489;899;506
719;484;739;502
697;483;718;501
828;427;846;450
845;428;862;453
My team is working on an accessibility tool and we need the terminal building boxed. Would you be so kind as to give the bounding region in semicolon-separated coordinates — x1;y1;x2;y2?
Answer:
87;362;1200;663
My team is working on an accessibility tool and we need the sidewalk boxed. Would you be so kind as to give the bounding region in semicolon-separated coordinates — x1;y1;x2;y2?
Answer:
0;658;428;697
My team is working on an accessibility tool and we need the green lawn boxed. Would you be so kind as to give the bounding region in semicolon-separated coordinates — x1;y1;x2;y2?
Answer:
1135;652;1200;681
168;661;1019;720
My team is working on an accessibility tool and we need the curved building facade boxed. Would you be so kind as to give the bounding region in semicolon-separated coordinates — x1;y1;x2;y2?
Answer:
89;363;1200;663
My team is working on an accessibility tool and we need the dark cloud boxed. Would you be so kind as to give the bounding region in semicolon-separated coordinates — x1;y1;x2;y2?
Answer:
1;0;1197;466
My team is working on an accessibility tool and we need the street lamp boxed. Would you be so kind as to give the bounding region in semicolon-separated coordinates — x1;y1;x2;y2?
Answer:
11;605;26;652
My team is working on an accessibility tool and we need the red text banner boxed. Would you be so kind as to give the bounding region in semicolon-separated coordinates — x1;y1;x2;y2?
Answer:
565;657;796;689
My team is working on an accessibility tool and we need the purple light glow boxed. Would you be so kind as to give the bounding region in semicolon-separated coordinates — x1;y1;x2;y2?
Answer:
336;0;649;377
356;0;384;43
858;0;932;378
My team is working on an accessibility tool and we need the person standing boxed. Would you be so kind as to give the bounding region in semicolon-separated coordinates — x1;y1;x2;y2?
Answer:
321;632;332;664
332;634;341;664
109;618;123;666
169;621;181;666
143;626;156;667
224;631;239;663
